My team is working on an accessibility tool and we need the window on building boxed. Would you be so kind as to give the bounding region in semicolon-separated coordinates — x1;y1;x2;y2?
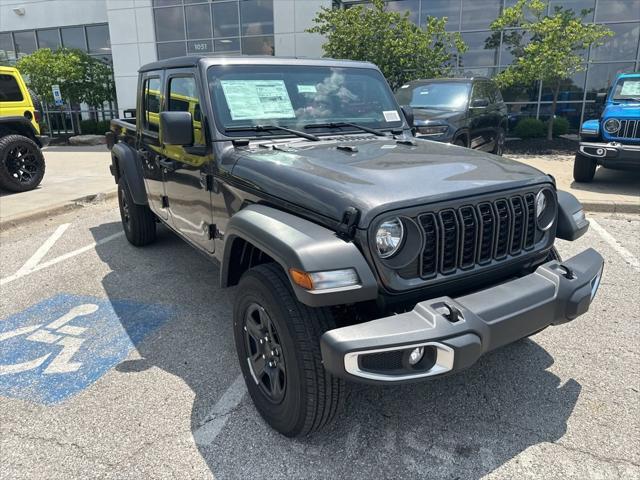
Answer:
186;4;213;39
240;0;274;36
541;70;586;102
13;31;37;57
0;74;23;102
157;41;187;60
241;35;274;55
459;31;498;67
61;27;87;50
212;2;240;38
461;0;502;31
86;25;111;54
215;38;241;53
549;0;595;21
154;0;181;6
155;6;186;42
36;29;61;50
420;0;461;30
0;33;15;61
595;0;640;22
591;23;640;62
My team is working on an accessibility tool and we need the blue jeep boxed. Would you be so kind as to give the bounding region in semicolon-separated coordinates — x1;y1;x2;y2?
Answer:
575;72;640;182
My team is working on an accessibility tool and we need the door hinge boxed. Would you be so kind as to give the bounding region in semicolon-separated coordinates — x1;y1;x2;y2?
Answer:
161;195;169;208
336;206;360;240
208;223;222;240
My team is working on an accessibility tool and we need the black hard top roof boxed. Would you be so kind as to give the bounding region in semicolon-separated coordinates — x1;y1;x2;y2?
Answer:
139;55;379;73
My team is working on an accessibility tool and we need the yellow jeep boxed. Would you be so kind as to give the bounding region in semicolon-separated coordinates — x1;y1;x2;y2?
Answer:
0;66;48;192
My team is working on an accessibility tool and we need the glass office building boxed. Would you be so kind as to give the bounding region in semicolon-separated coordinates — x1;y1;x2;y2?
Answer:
0;0;638;120
340;0;640;129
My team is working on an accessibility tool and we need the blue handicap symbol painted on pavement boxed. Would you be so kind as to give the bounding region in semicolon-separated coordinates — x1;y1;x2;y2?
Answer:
0;294;172;405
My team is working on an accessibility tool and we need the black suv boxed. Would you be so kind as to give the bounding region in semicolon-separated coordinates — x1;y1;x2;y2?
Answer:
395;77;507;155
107;56;603;438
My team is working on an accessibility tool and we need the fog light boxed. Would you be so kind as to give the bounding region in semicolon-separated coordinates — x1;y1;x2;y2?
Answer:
408;347;424;365
596;148;604;156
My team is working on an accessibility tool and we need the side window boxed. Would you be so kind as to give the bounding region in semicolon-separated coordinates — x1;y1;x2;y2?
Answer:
168;76;204;146
143;77;161;133
0;74;24;102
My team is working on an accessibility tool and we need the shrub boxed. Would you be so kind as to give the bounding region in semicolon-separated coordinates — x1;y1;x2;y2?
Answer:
79;119;110;135
547;116;570;137
514;118;545;139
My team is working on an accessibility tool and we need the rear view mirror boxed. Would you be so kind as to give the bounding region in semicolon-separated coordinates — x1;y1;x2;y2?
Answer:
401;105;414;128
471;98;490;108
160;111;194;146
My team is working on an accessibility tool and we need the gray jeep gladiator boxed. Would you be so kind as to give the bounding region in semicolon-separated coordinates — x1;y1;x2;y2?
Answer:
107;56;604;437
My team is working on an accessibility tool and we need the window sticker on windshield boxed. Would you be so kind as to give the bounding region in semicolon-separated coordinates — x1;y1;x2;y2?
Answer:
383;110;401;122
220;80;295;121
620;81;640;96
297;84;317;94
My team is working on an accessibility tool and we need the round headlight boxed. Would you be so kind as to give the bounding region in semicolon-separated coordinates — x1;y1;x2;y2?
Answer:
375;218;404;258
535;189;556;231
603;118;620;134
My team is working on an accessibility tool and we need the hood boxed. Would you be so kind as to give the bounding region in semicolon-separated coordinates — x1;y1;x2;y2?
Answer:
230;136;551;228
603;103;640;120
412;108;463;124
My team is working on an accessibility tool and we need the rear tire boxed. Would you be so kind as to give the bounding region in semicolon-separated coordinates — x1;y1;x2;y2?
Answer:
0;134;45;192
233;263;344;437
573;153;596;183
118;178;156;246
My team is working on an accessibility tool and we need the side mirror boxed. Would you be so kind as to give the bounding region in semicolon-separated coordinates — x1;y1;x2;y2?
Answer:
471;98;490;109
401;105;414;128
160;111;194;146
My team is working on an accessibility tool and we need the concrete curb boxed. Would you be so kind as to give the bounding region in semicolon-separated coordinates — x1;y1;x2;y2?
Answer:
0;190;118;230
580;200;640;215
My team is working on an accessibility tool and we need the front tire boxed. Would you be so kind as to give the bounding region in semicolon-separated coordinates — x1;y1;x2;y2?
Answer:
573;153;596;182
233;263;344;437
118;178;156;246
0;134;45;192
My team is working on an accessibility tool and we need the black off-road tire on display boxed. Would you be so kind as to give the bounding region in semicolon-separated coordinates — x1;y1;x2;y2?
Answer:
573;152;597;183
234;263;344;437
0;134;45;192
117;178;156;247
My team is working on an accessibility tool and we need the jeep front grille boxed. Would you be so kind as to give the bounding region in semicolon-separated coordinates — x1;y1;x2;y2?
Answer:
612;119;640;141
417;193;538;278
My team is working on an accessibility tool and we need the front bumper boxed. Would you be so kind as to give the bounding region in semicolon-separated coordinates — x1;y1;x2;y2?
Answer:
321;248;604;384
579;141;640;168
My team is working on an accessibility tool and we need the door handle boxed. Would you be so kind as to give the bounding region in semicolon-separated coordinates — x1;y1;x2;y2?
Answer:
158;158;177;172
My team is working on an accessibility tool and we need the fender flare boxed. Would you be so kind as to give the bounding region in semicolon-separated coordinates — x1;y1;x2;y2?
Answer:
453;128;470;146
221;204;378;307
111;142;148;205
0;116;39;145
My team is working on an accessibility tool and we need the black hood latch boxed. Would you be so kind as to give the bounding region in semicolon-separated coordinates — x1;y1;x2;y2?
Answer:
336;206;360;240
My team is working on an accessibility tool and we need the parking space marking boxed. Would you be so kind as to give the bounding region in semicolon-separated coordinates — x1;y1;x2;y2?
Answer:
590;219;640;271
193;374;246;446
0;231;124;287
15;223;70;276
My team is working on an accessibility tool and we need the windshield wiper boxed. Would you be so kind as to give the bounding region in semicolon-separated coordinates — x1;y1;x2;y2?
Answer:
303;121;388;137
225;124;319;141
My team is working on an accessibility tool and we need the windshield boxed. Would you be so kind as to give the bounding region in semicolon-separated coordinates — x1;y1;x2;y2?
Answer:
395;82;470;110
207;65;403;136
612;77;640;101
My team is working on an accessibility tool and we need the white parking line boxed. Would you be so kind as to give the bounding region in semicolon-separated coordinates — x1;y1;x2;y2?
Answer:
193;374;246;446
590;219;640;272
15;223;70;276
0;232;124;287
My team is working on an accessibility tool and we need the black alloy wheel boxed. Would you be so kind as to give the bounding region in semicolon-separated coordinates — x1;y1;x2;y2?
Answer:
243;303;287;403
0;135;45;192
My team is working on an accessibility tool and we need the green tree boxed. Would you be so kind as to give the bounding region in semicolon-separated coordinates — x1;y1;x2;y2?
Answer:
489;0;613;140
307;0;466;90
17;48;115;132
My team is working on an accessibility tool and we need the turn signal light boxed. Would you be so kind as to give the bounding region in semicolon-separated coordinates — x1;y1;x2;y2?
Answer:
289;268;360;291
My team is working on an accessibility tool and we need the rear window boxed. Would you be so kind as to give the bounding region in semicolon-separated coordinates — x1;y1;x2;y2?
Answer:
0;74;24;102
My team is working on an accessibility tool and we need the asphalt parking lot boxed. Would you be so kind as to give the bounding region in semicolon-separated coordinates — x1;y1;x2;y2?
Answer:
1;200;639;480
